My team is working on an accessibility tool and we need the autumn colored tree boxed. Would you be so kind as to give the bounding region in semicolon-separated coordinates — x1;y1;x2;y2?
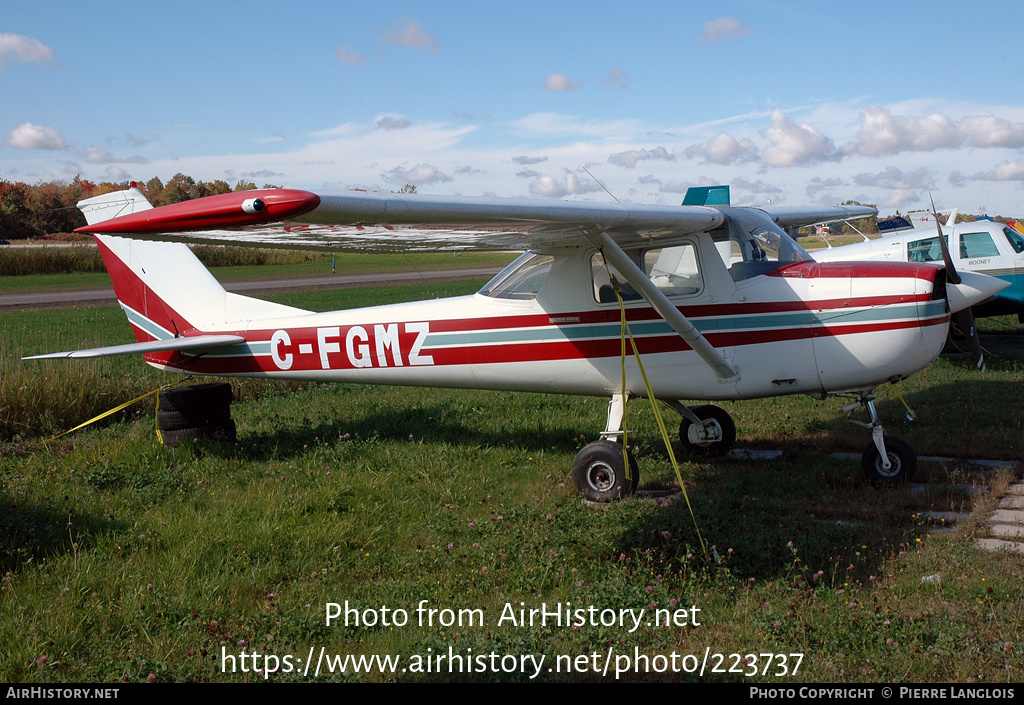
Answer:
0;180;34;239
159;173;196;205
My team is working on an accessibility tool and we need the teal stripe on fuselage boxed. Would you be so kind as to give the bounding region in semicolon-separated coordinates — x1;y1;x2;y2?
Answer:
424;300;945;348
121;305;172;341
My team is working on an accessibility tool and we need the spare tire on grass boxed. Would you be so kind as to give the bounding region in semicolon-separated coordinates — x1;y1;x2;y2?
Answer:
157;383;235;446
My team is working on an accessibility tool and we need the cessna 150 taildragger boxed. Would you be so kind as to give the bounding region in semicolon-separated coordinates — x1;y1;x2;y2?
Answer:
25;184;1007;495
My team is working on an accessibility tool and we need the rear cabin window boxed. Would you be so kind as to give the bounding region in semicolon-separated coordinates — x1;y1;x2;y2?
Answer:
591;243;702;303
907;236;944;262
643;244;702;297
959;231;999;259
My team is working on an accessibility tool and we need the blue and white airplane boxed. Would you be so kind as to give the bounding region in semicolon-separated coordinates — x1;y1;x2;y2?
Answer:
814;211;1024;321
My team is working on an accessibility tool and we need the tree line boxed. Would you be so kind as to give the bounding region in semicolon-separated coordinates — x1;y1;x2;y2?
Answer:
0;174;276;239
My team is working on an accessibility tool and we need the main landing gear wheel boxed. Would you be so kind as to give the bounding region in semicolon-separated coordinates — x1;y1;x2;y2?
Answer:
679;404;736;456
572;440;639;502
861;435;916;487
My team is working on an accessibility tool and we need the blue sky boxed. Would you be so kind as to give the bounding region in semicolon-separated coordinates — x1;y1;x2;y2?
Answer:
3;1;1024;216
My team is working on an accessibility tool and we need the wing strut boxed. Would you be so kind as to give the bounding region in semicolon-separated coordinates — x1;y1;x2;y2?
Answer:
587;231;740;381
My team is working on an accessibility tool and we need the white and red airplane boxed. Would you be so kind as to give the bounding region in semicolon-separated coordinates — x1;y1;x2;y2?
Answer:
813;206;1024;372
25;183;1007;495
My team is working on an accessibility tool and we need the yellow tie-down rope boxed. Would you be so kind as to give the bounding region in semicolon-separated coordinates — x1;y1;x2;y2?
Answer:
38;385;171;446
604;261;708;558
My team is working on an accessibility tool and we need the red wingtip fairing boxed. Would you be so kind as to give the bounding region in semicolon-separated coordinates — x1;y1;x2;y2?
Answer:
76;189;321;233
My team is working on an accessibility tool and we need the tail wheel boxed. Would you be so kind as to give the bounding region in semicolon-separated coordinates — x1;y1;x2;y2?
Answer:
679;404;736;456
862;435;916;486
572;440;639;502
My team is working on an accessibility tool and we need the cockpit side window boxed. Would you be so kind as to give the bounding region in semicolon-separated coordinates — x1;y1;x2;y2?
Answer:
1003;226;1024;254
712;207;812;281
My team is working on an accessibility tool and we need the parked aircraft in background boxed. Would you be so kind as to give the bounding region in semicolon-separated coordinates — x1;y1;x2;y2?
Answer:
815;212;1023;320
24;184;1007;492
814;207;1024;371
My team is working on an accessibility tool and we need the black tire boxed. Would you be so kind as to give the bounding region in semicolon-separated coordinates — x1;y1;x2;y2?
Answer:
159;426;207;447
156;406;231;431
160;419;237;446
862;435;916;486
571;440;639;502
158;383;233;414
679;404;736;456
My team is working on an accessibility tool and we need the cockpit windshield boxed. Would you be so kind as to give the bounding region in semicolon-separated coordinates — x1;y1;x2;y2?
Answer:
478;252;553;299
714;207;812;281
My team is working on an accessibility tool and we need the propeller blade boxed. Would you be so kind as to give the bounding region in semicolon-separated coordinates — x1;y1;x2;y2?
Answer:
930;193;960;285
954;308;986;373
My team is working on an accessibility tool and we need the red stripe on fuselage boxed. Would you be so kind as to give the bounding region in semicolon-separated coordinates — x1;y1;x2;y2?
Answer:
425;292;935;333
151;311;948;376
767;260;941;280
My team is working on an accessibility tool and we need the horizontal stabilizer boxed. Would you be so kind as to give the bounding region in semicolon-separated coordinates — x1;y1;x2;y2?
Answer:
23;334;246;360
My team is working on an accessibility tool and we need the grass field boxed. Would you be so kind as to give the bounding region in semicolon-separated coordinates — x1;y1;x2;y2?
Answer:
1;280;1023;683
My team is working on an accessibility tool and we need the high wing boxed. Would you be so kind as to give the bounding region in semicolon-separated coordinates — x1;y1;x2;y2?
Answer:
76;186;875;252
755;204;879;230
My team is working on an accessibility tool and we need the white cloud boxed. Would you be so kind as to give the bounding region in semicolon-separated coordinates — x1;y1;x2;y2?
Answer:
732;177;783;195
699;17;752;43
383;163;452;185
256;132;287;144
513;155;547;165
879;190;923;211
381;18;439;54
0;33;55;69
958;115;1024;148
852;166;934;191
104;166;131;181
376;115;412;130
600;67;629;89
806;177;846;198
242;169;286;180
760;110;836;167
852;106;961;156
5;122;67;150
336;46;364;66
79;147;115;163
608;146;674;169
124;134;150;148
684;132;759;165
76;146;148;164
971;161;1024;181
544;73;582;91
528;172;602;198
512;113;643;140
